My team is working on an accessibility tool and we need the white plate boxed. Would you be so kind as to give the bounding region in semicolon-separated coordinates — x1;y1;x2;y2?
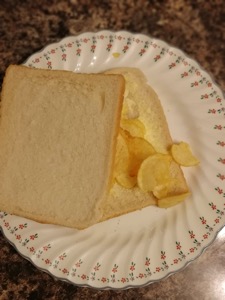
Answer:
1;31;225;289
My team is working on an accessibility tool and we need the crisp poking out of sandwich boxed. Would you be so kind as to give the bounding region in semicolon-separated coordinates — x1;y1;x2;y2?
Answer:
0;65;125;229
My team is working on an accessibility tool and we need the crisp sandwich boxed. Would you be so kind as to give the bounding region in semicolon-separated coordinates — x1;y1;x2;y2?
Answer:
0;65;195;229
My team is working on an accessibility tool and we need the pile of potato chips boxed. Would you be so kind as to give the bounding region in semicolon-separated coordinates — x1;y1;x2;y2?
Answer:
113;117;199;208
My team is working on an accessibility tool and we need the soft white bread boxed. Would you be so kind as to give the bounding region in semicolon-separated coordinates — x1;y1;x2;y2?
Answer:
0;65;125;229
100;68;189;221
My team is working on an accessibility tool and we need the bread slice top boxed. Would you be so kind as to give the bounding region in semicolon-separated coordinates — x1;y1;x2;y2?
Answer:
0;65;125;229
104;67;172;153
101;67;189;221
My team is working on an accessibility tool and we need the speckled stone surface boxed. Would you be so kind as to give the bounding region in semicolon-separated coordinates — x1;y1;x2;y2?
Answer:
0;0;225;299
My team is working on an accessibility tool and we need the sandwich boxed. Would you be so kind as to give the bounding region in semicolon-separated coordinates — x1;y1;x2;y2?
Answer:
0;65;195;229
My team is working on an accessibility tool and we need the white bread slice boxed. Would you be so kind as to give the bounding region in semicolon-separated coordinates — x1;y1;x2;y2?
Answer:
100;68;189;221
0;65;125;229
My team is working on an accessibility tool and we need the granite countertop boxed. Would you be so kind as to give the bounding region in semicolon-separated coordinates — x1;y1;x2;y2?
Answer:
0;0;225;299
